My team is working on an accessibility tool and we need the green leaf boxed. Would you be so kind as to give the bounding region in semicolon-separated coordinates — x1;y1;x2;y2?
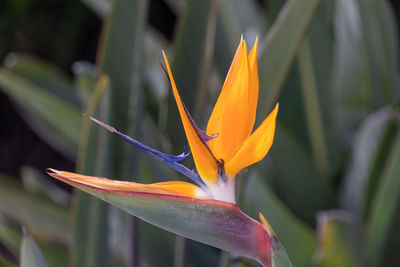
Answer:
306;0;340;174
0;222;21;257
265;0;285;23
331;0;373;144
257;0;321;117
20;229;49;267
298;38;329;174
214;0;267;70
71;75;109;267
214;1;240;75
4;53;80;108
313;211;359;267
339;108;397;219
307;0;334;101
214;0;266;77
253;0;334;227
0;174;69;245
70;0;150;265
69;192;89;267
83;200;108;267
72;61;98;106
97;0;148;138
365;128;400;266
356;0;399;106
21;166;70;207
81;0;111;18
107;207;136;267
268;123;334;223
0;69;82;159
242;172;316;267
0;223;68;267
136;220;175;266
271;241;292;267
142;29;170;105
95;0;148;180
230;0;266;37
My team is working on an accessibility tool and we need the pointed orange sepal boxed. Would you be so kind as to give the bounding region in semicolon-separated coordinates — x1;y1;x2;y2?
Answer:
247;38;259;135
225;103;279;177
162;51;218;184
206;37;252;162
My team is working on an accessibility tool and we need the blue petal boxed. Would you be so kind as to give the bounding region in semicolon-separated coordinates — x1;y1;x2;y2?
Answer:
89;116;207;189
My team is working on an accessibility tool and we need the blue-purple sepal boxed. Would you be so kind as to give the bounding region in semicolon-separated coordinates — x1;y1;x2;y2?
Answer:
88;116;207;189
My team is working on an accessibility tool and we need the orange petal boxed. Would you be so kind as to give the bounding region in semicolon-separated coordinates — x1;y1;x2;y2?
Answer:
247;38;259;135
225;104;279;177
162;52;218;184
47;169;209;199
206;38;252;161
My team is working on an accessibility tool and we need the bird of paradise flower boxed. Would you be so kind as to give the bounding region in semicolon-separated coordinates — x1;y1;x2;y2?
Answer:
47;37;291;267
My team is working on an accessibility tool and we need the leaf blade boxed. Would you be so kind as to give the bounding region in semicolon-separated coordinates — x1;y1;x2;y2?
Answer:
257;0;321;117
365;130;400;266
20;230;49;267
0;69;82;158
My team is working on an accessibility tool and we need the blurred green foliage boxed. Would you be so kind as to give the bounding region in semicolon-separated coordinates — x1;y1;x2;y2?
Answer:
0;0;399;266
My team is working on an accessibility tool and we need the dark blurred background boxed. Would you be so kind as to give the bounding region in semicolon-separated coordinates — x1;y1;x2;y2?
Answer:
0;0;180;178
1;0;399;180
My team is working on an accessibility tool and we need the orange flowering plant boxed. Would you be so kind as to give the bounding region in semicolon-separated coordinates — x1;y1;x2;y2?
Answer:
47;37;290;266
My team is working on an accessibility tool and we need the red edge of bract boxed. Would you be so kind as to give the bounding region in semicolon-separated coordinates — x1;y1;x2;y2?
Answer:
47;169;242;208
255;226;272;267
